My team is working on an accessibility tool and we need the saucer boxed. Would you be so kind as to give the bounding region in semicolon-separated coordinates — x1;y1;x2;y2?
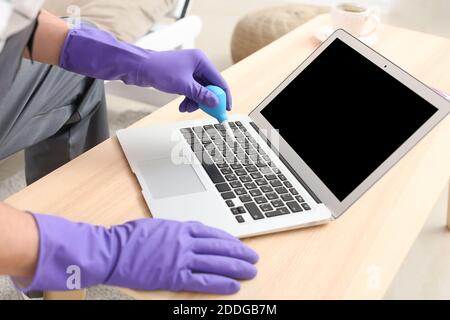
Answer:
314;25;378;47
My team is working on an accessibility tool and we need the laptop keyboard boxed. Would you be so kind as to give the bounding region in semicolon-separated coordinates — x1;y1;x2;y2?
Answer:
180;121;311;224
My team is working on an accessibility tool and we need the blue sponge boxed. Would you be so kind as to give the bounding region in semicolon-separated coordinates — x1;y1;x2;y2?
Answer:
198;85;228;123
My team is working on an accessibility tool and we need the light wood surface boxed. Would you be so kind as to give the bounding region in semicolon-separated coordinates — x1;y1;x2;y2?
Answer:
44;289;86;300
5;15;450;299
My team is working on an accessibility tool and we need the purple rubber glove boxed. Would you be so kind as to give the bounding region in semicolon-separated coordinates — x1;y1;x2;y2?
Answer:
15;214;258;294
59;25;232;113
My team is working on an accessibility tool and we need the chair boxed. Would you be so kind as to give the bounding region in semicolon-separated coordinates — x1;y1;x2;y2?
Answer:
105;0;202;109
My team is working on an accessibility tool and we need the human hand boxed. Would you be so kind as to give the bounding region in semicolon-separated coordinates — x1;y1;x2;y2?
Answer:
140;49;232;113
105;219;257;294
21;214;257;295
59;26;232;114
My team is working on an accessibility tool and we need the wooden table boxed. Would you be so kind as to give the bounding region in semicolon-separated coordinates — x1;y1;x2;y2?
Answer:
6;15;450;300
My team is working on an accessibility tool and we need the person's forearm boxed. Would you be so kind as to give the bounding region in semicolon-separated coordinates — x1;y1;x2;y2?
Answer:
0;203;39;278
23;10;69;65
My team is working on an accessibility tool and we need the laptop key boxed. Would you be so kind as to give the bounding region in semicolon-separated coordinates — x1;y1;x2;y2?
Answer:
230;180;242;188
217;163;228;169
235;188;247;196
260;185;273;193
239;195;252;203
225;200;235;207
216;183;231;193
278;174;287;181
249;189;262;197
235;215;245;223
245;165;258;173
284;181;293;188
230;163;243;170
277;207;291;214
295;195;305;203
281;194;294;202
215;142;227;152
265;211;277;218
231;208;240;215
246;147;258;156
235;169;247;176
276;207;290;215
265;207;290;218
260;167;272;175
240;175;252;183
270;180;282;187
232;145;243;154
260;203;273;212
221;191;236;200
290;188;299;195
286;201;303;213
181;128;193;134
244;202;265;220
220;168;233;175
224;174;238;181
265;174;277;180
191;142;203;152
244;182;258;190
214;124;226;131
216;144;227;153
237;207;246;214
201;137;212;145
207;147;218;156
301;203;311;211
255;196;267;204
271;199;284;207
272;167;281;174
256;162;267;168
255;178;268;186
208;133;219;140
242;157;253;166
275;186;288;194
266;192;279;200
213;156;225;166
195;151;225;184
193;126;204;134
250;172;263;179
225;156;239;165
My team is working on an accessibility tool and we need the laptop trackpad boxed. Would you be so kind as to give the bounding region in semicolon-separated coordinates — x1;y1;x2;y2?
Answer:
138;157;206;199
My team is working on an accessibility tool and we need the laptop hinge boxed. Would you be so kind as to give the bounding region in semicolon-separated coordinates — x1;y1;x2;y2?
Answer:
249;122;322;204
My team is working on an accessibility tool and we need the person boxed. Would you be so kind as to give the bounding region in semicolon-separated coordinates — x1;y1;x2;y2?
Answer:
0;2;258;295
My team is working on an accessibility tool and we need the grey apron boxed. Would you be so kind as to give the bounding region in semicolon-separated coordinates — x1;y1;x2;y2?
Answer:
0;21;109;184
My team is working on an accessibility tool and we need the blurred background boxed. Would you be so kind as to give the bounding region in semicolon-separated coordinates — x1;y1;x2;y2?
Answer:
0;0;449;299
193;0;450;70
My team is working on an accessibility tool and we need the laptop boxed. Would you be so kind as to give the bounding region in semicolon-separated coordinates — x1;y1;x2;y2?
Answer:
117;29;449;238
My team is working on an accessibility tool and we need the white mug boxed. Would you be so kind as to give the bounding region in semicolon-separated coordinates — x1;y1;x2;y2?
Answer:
331;2;380;37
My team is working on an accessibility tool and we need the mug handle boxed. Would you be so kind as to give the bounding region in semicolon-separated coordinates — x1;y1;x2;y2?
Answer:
360;13;380;37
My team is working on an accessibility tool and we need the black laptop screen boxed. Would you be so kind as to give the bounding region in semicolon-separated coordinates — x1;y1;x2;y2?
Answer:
260;39;438;201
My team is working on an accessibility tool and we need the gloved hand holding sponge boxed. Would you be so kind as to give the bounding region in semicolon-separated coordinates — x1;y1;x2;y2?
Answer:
15;24;258;294
59;24;232;114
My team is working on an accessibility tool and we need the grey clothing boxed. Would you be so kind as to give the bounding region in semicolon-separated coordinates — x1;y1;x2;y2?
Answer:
0;21;109;184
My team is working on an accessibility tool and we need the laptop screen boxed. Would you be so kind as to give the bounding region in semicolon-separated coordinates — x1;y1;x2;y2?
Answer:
260;39;438;201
